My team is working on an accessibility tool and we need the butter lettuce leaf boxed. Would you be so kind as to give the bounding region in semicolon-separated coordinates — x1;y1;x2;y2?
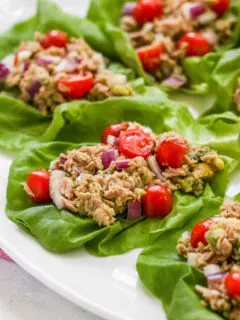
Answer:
6;97;240;255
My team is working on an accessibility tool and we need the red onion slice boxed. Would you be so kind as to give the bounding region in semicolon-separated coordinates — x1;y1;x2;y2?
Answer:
102;150;116;169
23;61;31;72
147;156;165;181
28;80;42;98
122;2;136;15
190;3;206;18
0;63;10;79
114;138;119;148
37;57;54;66
127;200;141;221
162;76;186;88
207;272;228;281
115;160;130;170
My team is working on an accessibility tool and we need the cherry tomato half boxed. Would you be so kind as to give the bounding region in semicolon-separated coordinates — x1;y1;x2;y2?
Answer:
190;219;213;248
137;44;163;72
133;0;163;24
156;138;188;169
178;32;210;57
41;30;69;49
26;170;51;203
119;129;154;159
225;272;240;297
211;0;230;16
57;73;94;99
142;185;173;218
102;123;129;144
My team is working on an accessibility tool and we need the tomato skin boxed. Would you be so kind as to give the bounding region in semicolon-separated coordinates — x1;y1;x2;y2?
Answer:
102;123;129;144
142;185;173;218
156;138;188;169
26;170;51;203
133;0;163;24
225;272;240;297
211;0;230;16
178;32;210;57
137;44;163;72
41;30;68;49
190;219;213;248
57;73;94;99
119;129;154;159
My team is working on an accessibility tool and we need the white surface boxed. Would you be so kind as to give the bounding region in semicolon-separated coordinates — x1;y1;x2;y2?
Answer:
0;260;100;320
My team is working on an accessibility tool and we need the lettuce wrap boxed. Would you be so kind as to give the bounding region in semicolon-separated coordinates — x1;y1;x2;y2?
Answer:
137;192;240;320
0;0;151;151
6;97;240;256
87;0;240;115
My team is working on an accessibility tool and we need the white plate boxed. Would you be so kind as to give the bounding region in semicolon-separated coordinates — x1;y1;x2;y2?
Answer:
0;1;240;320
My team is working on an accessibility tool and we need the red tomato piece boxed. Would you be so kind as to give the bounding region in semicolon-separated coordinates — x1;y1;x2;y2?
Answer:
119;129;154;159
190;219;213;248
156;138;188;169
142;185;173;218
26;170;51;203
57;73;94;99
137;44;163;72
102;123;129;144
178;32;210;57
133;0;163;24
41;30;69;49
211;0;230;16
225;272;240;297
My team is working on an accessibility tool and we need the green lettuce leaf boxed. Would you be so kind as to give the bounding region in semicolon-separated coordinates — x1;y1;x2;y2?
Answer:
137;193;225;319
0;0;120;151
6;97;240;255
0;96;50;151
87;0;240;114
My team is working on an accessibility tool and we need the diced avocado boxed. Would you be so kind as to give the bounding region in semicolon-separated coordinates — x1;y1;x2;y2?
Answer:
205;228;225;252
193;163;215;179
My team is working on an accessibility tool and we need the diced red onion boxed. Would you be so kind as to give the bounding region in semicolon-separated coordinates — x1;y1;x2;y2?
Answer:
106;135;116;145
114;138;119;147
17;50;31;62
102;150;116;169
23;61;31;72
190;3;206;18
115;160;130;170
55;60;78;73
74;57;81;63
59;156;67;164
50;170;65;210
127;200;141;221
162;76;186;88
37;57;54;66
207;272;227;281
122;2;136;15
0;249;13;262
0;63;10;79
28;80;42;98
203;264;220;277
147;155;165;181
72;167;81;175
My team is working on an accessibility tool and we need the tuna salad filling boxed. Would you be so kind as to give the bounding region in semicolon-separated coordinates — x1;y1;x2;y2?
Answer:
177;200;240;319
24;122;224;226
0;30;133;114
121;0;236;88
